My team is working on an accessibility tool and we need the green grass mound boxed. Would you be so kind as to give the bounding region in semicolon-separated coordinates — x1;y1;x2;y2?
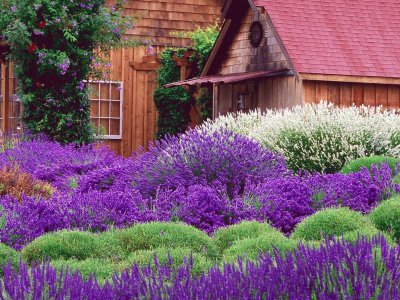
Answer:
341;227;395;245
50;258;127;284
51;247;212;283
128;247;213;276
0;243;20;275
370;196;400;242
291;208;372;241
340;156;399;174
111;222;219;260
21;230;124;263
223;231;298;262
214;221;278;252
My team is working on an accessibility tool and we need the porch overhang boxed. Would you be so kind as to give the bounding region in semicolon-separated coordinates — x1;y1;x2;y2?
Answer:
164;69;293;88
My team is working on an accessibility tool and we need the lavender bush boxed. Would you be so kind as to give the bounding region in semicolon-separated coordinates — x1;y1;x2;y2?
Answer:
1;237;399;299
130;129;289;199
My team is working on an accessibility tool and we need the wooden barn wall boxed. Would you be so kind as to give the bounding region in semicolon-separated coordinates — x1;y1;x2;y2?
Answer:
218;8;289;75
215;75;302;116
104;0;224;156
302;80;400;109
118;0;224;47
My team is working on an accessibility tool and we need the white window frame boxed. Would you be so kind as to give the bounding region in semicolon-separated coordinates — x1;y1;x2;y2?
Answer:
85;80;123;140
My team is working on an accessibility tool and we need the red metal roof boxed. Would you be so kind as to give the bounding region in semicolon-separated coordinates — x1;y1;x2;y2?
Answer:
164;70;291;88
254;0;400;78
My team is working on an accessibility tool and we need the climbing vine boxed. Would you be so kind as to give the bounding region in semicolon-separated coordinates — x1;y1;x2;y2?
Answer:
0;0;134;144
154;24;219;139
154;49;191;140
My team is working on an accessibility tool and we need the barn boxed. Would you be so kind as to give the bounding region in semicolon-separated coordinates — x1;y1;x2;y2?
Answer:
167;0;400;117
0;0;223;155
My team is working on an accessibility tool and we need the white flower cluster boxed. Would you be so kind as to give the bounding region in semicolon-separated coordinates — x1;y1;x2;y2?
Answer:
200;102;400;173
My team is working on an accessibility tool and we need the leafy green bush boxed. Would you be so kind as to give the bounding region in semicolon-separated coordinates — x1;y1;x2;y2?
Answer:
0;243;19;274
154;49;191;140
214;221;278;252
128;247;212;276
222;231;298;262
51;258;126;284
0;0;133;144
21;230;124;263
341;156;400;174
341;227;395;245
111;222;219;260
291;208;372;241
370;196;400;242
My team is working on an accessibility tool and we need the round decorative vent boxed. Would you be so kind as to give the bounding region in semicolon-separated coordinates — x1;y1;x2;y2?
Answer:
248;21;264;47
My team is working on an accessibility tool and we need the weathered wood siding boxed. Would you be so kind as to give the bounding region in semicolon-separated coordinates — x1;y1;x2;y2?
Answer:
303;80;400;109
218;8;289;75
119;0;223;47
215;75;302;116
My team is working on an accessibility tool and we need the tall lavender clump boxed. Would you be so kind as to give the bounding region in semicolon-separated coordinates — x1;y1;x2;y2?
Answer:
58;188;157;232
131;129;289;199
242;177;315;233
1;237;400;299
307;162;398;213
0;139;118;191
0;195;66;250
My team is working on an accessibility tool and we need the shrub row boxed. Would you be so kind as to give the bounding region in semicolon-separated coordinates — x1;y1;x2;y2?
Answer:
2;198;399;282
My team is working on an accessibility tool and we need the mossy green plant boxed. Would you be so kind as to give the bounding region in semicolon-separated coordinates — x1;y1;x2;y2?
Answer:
213;221;278;253
340;156;399;175
21;230;124;263
110;222;219;260
291;208;372;241
0;243;20;275
222;231;298;263
370;196;400;242
128;247;213;276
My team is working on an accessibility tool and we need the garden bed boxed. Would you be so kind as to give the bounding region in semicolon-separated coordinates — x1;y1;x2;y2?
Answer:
1;103;400;298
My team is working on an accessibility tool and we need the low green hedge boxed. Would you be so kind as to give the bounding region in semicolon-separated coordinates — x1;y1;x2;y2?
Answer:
21;230;124;263
370;196;400;242
213;221;278;252
106;222;219;260
340;156;399;174
0;243;19;275
223;231;298;262
291;208;373;241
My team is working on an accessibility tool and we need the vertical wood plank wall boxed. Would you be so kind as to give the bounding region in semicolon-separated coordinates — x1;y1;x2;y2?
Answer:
216;75;302;116
303;80;400;109
105;0;223;156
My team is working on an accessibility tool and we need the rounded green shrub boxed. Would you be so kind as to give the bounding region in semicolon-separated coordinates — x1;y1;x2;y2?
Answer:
21;230;124;263
222;231;298;262
340;156;399;175
370;196;400;242
214;221;278;252
341;227;394;245
111;222;219;260
128;247;213;276
0;243;20;274
50;258;125;284
291;208;371;241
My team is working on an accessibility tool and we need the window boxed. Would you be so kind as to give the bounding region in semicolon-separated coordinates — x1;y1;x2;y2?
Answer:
86;80;123;140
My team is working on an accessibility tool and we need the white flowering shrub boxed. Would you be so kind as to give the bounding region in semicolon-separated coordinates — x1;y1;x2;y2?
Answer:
201;102;400;173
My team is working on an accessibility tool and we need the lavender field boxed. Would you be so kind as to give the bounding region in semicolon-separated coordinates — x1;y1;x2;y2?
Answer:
1;104;400;298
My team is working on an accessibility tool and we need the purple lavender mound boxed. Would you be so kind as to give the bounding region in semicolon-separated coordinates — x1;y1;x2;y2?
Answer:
0;237;399;299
